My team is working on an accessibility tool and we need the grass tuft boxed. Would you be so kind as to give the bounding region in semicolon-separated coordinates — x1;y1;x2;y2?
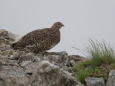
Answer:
74;39;115;84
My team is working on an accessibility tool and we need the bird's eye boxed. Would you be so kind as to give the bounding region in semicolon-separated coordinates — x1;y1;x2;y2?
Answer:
58;23;60;25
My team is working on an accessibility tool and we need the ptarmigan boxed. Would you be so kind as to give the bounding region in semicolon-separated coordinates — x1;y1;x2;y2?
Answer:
11;22;64;53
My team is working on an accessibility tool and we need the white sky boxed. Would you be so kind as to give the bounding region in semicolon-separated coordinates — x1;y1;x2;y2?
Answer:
0;0;115;56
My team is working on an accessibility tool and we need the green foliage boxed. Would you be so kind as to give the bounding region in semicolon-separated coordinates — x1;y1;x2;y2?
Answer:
75;39;115;84
75;65;109;83
76;70;90;84
110;63;115;69
85;39;115;65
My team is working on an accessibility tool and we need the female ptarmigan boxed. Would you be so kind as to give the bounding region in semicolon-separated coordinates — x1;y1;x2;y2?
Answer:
11;22;64;53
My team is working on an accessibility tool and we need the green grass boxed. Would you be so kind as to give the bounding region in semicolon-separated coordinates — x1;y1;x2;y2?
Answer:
110;63;115;69
74;39;115;84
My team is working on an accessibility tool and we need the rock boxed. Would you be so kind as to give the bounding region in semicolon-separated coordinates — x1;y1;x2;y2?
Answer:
66;61;73;67
68;67;74;73
27;61;78;86
68;55;86;62
18;52;35;62
70;60;76;66
10;50;25;60
25;62;40;74
36;52;68;67
85;77;105;86
0;29;17;43
33;56;41;62
76;82;86;86
106;70;115;86
0;29;88;86
20;61;32;67
0;66;28;86
0;59;19;66
46;51;68;56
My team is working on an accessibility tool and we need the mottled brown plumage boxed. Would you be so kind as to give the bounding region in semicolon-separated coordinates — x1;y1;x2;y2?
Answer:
11;22;64;53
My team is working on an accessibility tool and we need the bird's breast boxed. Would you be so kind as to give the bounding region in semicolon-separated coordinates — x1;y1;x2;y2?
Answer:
50;31;60;43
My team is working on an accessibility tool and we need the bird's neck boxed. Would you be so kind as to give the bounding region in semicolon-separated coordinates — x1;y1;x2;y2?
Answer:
50;26;60;32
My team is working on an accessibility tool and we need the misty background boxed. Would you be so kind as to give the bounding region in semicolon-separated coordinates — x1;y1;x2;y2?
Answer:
0;0;115;56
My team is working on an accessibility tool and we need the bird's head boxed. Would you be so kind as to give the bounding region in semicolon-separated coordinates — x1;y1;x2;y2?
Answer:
51;22;64;29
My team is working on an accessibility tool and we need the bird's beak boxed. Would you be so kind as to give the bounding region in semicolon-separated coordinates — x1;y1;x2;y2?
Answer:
62;24;64;27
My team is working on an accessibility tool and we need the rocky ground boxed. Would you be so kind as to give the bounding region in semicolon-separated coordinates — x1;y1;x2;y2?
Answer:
0;29;115;86
0;29;86;86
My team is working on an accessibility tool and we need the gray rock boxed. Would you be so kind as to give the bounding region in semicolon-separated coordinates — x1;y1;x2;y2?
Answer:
68;67;74;73
19;52;35;62
7;30;17;41
25;62;40;74
106;70;115;86
0;29;17;42
20;61;32;67
27;61;78;86
0;59;19;66
68;55;86;62
36;52;68;66
0;66;28;86
70;60;76;66
62;66;69;71
85;77;105;86
76;82;86;86
33;56;41;62
46;51;68;56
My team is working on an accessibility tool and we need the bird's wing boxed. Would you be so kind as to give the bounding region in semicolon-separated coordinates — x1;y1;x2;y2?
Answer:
20;28;50;45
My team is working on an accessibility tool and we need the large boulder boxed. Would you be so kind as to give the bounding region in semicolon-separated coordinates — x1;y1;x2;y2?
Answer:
27;61;78;86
